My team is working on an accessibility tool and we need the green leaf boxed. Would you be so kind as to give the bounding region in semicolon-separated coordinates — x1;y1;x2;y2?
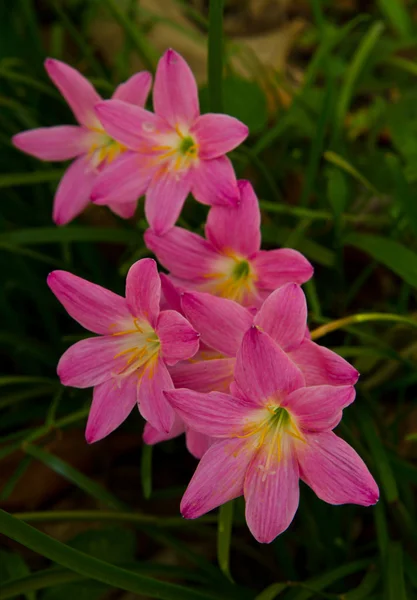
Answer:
0;227;139;246
386;542;407;600
326;166;348;218
344;233;417;289
377;0;414;39
0;376;55;387
201;77;267;133
324;151;379;194
255;582;287;600
217;500;234;581
344;568;380;600
0;170;63;187
24;445;126;510
0;510;225;600
386;153;417;238
207;0;224;112
0;456;32;502
140;443;152;500
0;549;34;600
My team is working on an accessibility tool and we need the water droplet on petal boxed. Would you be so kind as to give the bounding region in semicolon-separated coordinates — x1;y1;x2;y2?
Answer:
142;122;155;133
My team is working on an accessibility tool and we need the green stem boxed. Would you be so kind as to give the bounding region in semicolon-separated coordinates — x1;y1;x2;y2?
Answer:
0;510;225;600
217;501;234;581
208;0;224;112
310;313;417;341
13;510;218;526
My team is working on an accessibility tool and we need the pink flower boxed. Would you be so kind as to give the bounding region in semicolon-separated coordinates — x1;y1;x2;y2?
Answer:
47;259;199;441
166;327;379;543
13;59;152;224
145;180;313;307
180;283;359;387
92;49;248;234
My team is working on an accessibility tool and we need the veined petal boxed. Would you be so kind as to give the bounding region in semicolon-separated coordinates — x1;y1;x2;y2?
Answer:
244;448;300;543
145;167;192;235
153;49;199;127
143;417;185;445
86;374;137;443
45;58;101;128
57;336;129;388
253;249;314;290
113;71;152;106
138;357;176;432
47;270;131;335
12;126;91;161
181;438;253;519
283;385;355;431
91;151;153;206
108;200;138;219
254;283;307;352
205;180;261;256
157;310;199;365
125;258;160;327
191;156;239;207
297;431;379;506
52;156;96;225
191;114;248;160
170;357;235;393
235;327;305;406
145;227;218;280
181;292;251;357
166;389;256;437
289;339;359;386
160;274;183;313
186;429;213;459
95;100;168;150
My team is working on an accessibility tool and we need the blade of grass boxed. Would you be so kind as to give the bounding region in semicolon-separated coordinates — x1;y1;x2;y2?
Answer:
0;169;63;187
0;456;32;501
377;0;414;39
0;227;139;245
386;542;407;600
323;151;379;195
310;312;417;340
0;510;228;600
140;443;152;500
208;0;224;112
255;583;287;600
24;444;127;510
217;500;234;581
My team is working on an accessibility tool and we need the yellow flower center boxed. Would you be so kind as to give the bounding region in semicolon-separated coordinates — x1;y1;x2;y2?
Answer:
112;319;160;378
202;253;257;304
88;134;126;170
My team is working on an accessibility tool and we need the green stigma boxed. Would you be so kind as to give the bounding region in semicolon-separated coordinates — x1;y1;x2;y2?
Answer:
179;136;196;155
233;260;250;280
270;407;291;428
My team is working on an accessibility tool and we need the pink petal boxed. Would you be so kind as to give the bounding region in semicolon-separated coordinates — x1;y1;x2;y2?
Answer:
254;283;307;352
289;339;359;386
235;327;305;406
145;167;192;235
283;385;355;431
91;151;153;206
181;291;251;357
12;126;91;161
191;156;239;206
113;71;152;106
52;156;96;225
244;448;300;543
86;374;137;443
47;270;131;335
45;58;101;128
297;431;379;506
181;438;253;519
138;357;176;432
95;100;168;150
125;258;160;327
191;114;248;160
145;227;217;280
205;180;261;256
153;49;199;127
160;274;183;313
185;429;213;459
143;417;185;445
166;388;255;437
108;200;138;219
57;336;128;388
170;357;235;393
253;249;314;290
157;309;199;366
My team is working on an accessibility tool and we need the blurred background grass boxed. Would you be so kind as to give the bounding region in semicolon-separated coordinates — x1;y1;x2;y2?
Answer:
0;1;416;599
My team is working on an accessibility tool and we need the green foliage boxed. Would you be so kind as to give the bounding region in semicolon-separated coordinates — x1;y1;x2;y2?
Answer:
1;1;417;599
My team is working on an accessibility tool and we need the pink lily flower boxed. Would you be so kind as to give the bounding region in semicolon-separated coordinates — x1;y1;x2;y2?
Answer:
12;59;152;224
47;259;200;440
180;283;359;387
166;327;379;543
145;180;314;307
92;49;248;234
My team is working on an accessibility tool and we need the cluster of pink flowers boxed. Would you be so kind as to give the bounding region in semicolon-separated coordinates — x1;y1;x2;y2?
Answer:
14;50;379;543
